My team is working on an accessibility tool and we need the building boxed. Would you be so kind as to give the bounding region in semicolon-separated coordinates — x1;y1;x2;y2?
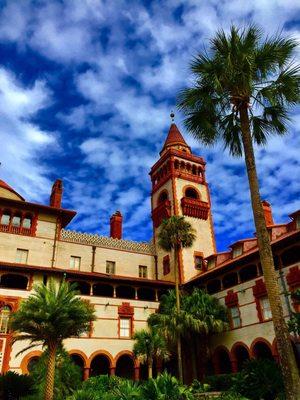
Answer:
0;121;299;381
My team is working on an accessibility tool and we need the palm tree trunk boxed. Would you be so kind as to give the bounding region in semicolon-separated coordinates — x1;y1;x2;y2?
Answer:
191;336;198;380
174;246;183;383
148;357;153;379
44;343;57;400
239;105;300;400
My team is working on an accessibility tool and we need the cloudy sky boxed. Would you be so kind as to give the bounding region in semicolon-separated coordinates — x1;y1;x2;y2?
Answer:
0;0;299;251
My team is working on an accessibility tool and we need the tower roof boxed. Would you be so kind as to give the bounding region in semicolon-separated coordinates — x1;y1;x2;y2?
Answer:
0;180;25;201
160;123;191;155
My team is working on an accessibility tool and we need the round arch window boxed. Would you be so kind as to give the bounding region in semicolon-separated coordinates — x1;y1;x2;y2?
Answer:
185;187;199;199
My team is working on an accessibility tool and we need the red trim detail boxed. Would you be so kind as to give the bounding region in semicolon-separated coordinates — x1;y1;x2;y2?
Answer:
181;197;209;219
286;266;300;290
118;302;134;316
225;290;238;307
252;279;267;322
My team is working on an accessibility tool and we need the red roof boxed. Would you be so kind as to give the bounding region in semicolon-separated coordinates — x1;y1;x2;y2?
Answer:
160;123;190;154
0;180;25;201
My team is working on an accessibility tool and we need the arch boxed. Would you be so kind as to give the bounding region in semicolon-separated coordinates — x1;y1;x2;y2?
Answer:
115;351;135;379
184;186;199;200
239;264;257;283
11;213;21;227
251;338;273;360
157;190;169;205
212;346;232;374
116;285;135;300
69;349;88;367
207;279;221;294
222;272;238;289
281;246;300;266
90;354;111;377
0;273;28;290
231;342;250;371
22;214;33;229
192;165;197;175
137;287;156;301
70;280;90;295
70;354;85;380
88;350;114;369
0;210;11;225
20;350;42;374
93;283;114;297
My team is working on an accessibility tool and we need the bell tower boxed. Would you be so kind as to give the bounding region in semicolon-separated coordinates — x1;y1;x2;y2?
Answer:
150;114;216;283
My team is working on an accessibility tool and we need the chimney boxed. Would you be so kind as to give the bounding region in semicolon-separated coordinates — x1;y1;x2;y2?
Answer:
50;179;63;208
110;211;123;239
262;200;274;227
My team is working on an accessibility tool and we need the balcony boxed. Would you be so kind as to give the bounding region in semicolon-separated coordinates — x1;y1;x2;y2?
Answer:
181;197;209;220
152;200;171;228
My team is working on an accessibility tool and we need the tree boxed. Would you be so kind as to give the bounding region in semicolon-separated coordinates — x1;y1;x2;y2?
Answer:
182;288;228;379
11;280;96;400
133;327;170;378
178;25;300;398
158;216;196;381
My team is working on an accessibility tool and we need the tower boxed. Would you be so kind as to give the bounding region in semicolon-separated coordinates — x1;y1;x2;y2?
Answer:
150;116;216;283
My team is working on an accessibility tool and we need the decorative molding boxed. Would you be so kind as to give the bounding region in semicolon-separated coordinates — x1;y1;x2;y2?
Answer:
118;302;134;316
61;229;155;255
181;197;209;219
225;290;238;307
286;266;300;290
152;200;171;228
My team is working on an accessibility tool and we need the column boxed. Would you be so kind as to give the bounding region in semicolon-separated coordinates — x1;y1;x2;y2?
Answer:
113;286;117;298
135;288;138;300
134;366;140;381
110;366;116;376
83;367;90;381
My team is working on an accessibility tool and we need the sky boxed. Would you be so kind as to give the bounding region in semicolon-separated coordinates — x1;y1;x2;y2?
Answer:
0;0;299;251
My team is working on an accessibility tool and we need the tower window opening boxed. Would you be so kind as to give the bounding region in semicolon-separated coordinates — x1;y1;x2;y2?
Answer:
174;160;179;169
23;216;32;229
192;165;197;175
185;187;199;199
158;191;168;204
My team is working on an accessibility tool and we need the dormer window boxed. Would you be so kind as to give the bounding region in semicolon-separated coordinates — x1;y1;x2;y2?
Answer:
207;258;216;270
232;245;243;258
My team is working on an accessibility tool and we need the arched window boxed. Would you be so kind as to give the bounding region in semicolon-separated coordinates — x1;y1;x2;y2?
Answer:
23;215;32;229
158;191;168;204
223;272;238;289
12;214;21;227
240;265;257;283
192;165;197;175
1;212;11;225
0;305;11;334
185;187;199;199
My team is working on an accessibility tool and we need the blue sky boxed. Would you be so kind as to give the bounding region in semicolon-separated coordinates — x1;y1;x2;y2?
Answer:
0;0;299;251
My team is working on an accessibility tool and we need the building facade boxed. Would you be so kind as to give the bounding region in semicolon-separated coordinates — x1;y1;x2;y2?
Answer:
0;122;299;381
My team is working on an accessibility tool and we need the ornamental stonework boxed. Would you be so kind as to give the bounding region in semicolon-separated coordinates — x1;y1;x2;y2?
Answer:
61;229;155;255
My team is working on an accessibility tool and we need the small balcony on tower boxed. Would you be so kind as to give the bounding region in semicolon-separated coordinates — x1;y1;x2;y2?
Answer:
180;187;209;220
152;199;172;228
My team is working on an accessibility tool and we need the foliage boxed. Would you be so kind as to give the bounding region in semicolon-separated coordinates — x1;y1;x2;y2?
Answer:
133;327;170;377
26;348;82;400
11;279;96;354
288;289;300;335
215;393;249;400
141;372;195;400
102;379;141;400
0;371;35;400
158;216;196;251
190;379;210;394
81;374;123;395
232;359;284;400
178;25;300;158
204;374;236;392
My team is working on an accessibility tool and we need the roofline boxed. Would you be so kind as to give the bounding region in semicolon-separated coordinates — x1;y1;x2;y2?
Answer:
0;181;25;201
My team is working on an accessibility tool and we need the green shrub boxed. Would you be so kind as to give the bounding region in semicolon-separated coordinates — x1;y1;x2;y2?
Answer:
232;359;284;400
0;371;35;399
216;393;249;400
204;374;236;392
190;379;210;394
81;374;123;395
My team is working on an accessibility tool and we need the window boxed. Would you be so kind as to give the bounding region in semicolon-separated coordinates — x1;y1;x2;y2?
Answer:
106;261;116;274
70;256;81;270
296;216;300;229
163;255;170;275
1;213;10;225
185;187;199;199
139;265;147;278
12;215;21;227
260;297;272;320
16;249;28;264
0;305;11;334
194;254;203;270
232;245;243;258
229;306;242;328
207;258;216;270
119;317;131;338
23;217;32;229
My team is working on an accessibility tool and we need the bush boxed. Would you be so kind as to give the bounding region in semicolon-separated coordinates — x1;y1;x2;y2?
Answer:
0;371;35;399
204;374;236;392
215;393;249;400
232;359;284;400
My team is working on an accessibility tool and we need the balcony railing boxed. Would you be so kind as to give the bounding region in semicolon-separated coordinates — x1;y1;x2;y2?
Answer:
181;197;209;220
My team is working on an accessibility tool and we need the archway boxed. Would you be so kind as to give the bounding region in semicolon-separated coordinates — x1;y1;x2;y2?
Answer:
70;354;85;380
252;340;273;360
27;356;40;373
90;354;111;376
70;281;90;295
116;285;135;300
115;354;134;379
0;274;28;289
213;347;232;374
232;344;250;371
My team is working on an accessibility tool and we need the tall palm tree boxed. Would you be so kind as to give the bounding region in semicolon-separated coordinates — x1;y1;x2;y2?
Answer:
182;288;228;379
158;216;196;381
178;25;300;398
133;327;170;378
11;280;96;400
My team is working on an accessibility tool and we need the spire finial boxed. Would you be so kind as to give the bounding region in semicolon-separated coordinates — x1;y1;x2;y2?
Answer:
170;110;175;122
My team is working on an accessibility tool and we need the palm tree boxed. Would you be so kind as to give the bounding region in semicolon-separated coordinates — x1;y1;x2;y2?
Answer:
133;328;170;378
178;25;300;398
11;280;96;400
158;216;196;381
182;288;228;379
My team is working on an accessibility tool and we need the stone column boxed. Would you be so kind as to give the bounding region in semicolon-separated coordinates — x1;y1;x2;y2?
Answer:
83;367;90;381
